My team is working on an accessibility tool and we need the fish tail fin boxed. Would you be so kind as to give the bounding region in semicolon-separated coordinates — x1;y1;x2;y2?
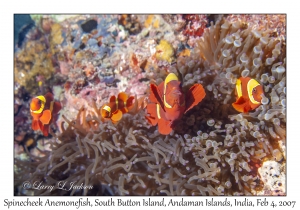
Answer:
232;96;251;113
145;103;159;126
185;84;206;113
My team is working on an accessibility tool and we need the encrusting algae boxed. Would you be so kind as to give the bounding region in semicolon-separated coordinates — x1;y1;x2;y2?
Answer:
14;14;286;196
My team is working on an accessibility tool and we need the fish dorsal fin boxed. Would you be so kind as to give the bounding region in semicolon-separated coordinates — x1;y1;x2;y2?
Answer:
50;101;54;113
149;83;165;112
52;102;62;115
44;92;54;103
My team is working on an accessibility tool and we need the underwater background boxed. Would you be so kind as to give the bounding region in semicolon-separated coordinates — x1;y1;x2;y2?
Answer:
14;14;286;196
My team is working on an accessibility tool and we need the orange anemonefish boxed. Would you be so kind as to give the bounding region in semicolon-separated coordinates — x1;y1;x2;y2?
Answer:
30;92;62;136
101;92;135;123
232;77;264;113
146;73;206;135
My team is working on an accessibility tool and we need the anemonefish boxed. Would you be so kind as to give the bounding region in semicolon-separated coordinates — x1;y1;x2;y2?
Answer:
232;77;264;113
101;92;135;123
30;92;61;136
146;73;206;135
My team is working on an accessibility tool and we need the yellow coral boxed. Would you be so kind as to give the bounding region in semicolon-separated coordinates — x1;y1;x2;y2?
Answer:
153;19;159;28
144;15;154;28
155;39;174;63
144;15;160;29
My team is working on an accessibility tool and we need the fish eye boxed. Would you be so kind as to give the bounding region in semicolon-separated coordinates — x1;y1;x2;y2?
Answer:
179;83;182;89
253;88;257;93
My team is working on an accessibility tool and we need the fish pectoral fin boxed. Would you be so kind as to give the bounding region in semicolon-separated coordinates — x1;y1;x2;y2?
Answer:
111;110;123;122
232;97;251;113
185;84;206;114
235;96;247;104
39;110;52;124
149;83;165;112
158;118;173;135
31;120;40;130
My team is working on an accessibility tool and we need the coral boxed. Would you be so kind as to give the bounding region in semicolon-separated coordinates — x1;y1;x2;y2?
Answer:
14;40;56;95
14;14;286;196
182;14;207;38
155;39;174;63
161;14;208;48
144;15;161;29
118;14;141;35
50;23;64;45
30;15;79;23
258;161;285;195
